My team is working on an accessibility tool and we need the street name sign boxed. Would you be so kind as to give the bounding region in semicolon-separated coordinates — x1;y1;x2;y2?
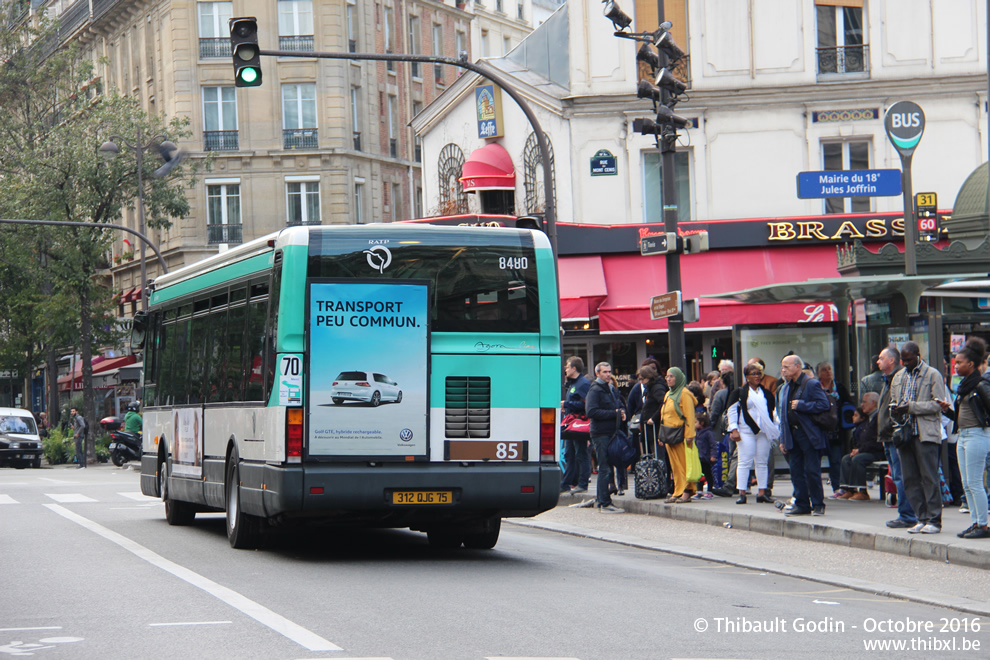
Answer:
640;233;677;255
796;169;902;199
651;291;681;320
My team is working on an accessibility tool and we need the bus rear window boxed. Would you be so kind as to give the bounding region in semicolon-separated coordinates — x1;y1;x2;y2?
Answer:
308;233;539;333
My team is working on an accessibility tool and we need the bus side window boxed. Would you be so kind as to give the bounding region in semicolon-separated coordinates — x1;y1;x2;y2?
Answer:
245;285;268;401
208;306;228;404
266;255;283;399
225;303;247;402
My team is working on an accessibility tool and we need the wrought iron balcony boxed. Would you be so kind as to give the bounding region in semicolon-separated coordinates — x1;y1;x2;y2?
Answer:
199;37;231;59
283;128;318;149
279;35;314;51
817;45;868;75
207;224;242;245
286;219;322;227
204;130;239;152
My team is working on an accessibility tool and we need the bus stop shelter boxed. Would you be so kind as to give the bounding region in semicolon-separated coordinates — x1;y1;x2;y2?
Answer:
702;273;987;390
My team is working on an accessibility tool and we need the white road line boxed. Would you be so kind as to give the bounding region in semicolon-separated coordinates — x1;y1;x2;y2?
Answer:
0;626;61;632
148;621;232;627
485;657;582;660
43;504;342;652
0;494;19;504
119;492;151;501
45;493;97;503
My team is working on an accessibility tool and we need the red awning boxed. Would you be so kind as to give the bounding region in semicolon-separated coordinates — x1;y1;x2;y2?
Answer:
596;244;844;334
120;287;137;303
459;143;516;192
58;355;137;392
559;255;607;321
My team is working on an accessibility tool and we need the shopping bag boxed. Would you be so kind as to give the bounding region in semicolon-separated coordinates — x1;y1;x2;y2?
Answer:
685;440;703;483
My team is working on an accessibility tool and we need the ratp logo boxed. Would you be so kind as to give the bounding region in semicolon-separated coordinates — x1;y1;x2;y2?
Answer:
363;245;392;273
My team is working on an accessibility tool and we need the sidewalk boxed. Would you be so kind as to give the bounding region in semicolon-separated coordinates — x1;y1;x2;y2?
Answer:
557;478;990;570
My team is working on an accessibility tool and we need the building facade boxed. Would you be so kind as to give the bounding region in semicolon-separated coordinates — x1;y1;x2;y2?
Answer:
413;0;989;384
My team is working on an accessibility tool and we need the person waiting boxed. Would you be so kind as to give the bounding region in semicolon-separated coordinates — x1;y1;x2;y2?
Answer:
833;392;884;501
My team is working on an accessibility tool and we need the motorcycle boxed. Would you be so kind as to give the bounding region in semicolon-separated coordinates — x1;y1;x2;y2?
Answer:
100;416;141;466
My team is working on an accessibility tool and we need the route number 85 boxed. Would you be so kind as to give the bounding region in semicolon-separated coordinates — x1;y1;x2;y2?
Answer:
496;442;520;459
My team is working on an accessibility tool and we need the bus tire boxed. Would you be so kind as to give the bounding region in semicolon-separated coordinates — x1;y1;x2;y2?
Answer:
463;516;501;550
370;391;381;407
160;457;196;526
426;527;463;549
226;454;263;550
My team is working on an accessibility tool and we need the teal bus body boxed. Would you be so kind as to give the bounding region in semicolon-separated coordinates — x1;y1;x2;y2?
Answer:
138;224;561;548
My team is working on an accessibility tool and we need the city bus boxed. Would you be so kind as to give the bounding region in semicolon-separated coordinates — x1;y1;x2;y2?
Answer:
133;224;561;549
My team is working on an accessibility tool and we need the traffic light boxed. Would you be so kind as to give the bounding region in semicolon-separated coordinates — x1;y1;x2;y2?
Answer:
230;17;262;87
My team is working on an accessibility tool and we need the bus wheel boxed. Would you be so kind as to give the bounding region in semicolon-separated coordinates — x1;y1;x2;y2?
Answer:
160;457;195;526
426;527;463;549
463;516;501;550
226;454;263;550
371;391;381;407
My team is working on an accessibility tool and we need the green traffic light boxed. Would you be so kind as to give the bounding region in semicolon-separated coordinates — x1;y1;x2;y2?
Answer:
238;67;260;85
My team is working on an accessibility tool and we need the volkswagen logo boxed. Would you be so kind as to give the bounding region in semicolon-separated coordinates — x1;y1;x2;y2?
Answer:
399;428;414;442
363;245;392;273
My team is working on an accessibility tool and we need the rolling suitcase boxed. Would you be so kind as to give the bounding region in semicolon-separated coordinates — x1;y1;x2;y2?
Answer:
635;424;671;500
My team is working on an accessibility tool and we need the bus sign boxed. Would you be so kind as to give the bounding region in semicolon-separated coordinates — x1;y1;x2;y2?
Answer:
916;191;939;241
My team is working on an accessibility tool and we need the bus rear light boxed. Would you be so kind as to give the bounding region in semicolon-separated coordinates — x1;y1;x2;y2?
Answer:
287;408;303;462
521;485;535;493
539;408;556;461
310;486;324;495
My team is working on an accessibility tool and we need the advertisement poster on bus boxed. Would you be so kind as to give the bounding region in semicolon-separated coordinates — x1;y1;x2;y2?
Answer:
171;408;202;478
307;280;429;457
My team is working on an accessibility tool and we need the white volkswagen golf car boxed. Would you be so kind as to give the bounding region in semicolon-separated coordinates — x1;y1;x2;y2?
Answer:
330;371;402;407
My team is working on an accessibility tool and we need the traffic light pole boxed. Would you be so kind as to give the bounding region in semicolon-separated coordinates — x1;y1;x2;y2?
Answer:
656;2;686;373
258;49;557;259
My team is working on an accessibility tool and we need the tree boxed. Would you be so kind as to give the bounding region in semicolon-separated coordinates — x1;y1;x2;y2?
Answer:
0;11;199;458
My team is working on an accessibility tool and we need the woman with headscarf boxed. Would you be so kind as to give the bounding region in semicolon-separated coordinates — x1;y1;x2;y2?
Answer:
648;366;697;503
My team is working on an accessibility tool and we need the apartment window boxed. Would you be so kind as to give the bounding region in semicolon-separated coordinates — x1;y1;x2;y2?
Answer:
346;1;357;52
517;2;525;21
351;87;362;151
496;0;504;13
817;1;866;75
643;151;692;223
354;178;365;224
385;7;395;71
415;185;423;219
282;83;318;149
503;36;511;56
412;101;423;162
202;86;238;151
198;2;233;58
391;182;403;221
409;16;422;78
822;140;870;214
387;95;398;158
278;0;314;51
432;23;444;83
206;180;242;244
481;30;489;58
286;177;321;225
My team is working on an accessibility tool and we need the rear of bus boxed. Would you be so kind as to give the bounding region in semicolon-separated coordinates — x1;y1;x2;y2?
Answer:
269;224;560;547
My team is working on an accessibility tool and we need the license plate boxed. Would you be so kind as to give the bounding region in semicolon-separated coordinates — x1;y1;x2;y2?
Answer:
392;490;452;505
338;392;351;397
109;443;118;450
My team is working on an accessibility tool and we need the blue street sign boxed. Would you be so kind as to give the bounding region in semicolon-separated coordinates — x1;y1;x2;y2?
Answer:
796;169;902;199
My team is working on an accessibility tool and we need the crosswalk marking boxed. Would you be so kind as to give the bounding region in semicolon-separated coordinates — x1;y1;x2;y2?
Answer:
45;493;97;503
119;492;150;501
0;494;19;504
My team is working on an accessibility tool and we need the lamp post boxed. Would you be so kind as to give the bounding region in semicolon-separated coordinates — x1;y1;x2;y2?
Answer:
99;128;179;312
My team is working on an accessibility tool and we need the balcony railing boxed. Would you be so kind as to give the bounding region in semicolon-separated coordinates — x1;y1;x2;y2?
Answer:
200;37;231;59
817;45;869;75
207;224;242;245
283;128;318;149
204;130;239;151
286;219;322;227
279;35;314;51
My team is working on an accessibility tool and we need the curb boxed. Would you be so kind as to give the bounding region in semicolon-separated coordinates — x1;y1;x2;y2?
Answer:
617;498;990;571
510;519;990;618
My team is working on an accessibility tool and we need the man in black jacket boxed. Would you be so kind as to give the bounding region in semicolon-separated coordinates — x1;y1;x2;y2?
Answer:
560;357;592;494
584;362;626;513
876;347;917;528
